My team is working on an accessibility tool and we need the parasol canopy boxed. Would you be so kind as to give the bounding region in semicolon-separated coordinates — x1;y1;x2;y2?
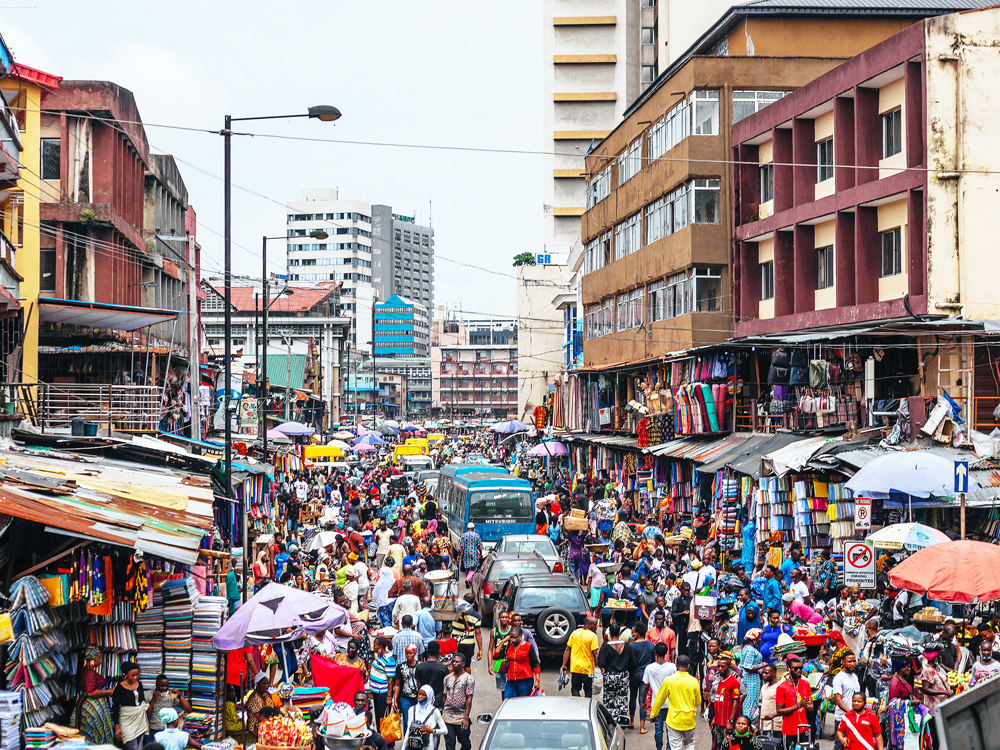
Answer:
489;419;529;434
844;451;979;498
213;582;348;649
326;440;351;451
527;441;568;457
266;429;289;439
865;522;951;551
333;430;355;440
273;421;315;437
354;433;386;446
373;425;398;436
355;442;376;452
887;539;1000;603
307;531;341;552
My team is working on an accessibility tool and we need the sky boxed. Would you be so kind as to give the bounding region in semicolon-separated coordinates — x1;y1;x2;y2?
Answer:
0;1;543;316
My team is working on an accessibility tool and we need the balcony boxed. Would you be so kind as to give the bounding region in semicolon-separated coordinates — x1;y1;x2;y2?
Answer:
20;383;162;434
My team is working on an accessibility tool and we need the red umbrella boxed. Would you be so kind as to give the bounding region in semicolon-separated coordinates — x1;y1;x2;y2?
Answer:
887;539;1000;603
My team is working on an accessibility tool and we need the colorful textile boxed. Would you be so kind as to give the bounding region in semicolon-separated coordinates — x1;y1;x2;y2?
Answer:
310;655;367;704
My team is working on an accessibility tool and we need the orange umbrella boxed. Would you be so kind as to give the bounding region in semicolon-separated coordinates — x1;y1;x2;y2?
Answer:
887;539;1000;603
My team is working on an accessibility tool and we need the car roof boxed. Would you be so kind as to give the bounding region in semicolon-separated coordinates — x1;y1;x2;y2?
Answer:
500;535;555;543
493;696;594;720
489;551;545;561
509;573;581;587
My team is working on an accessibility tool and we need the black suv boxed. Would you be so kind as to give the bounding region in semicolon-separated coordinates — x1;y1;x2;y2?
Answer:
494;573;590;656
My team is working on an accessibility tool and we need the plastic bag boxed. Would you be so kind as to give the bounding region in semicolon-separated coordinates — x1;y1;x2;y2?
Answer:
380;712;402;744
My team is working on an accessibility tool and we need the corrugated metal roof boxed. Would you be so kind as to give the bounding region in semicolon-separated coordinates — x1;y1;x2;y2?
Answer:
721;432;810;478
563;433;641;450
265;354;306;390
741;0;985;8
646;434;747;462
762;436;834;476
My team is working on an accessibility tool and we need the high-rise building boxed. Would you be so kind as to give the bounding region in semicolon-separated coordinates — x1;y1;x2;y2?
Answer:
542;0;731;257
285;188;434;350
373;294;430;359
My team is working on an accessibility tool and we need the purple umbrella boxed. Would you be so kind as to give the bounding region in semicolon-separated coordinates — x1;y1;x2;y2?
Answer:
527;441;568;457
355;442;376;452
354;433;386;446
489;419;529;434
266;429;288;439
213;582;349;650
273;421;315;437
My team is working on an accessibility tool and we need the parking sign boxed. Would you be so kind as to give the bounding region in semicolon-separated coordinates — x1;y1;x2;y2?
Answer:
854;497;872;530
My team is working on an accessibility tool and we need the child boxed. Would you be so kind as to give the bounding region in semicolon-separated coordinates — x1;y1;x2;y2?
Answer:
837;692;883;750
154;708;202;750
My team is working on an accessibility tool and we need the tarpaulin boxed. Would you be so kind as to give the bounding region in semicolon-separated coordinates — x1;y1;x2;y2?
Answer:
310;655;366;703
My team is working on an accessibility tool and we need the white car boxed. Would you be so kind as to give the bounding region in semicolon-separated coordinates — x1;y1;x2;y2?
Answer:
478;697;625;750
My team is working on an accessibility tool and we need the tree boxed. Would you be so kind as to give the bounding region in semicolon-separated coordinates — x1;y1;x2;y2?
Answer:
512;252;536;267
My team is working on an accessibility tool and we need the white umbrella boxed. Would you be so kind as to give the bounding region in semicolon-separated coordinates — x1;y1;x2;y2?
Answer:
844;451;979;498
308;531;340;552
866;522;951;551
326;440;351;451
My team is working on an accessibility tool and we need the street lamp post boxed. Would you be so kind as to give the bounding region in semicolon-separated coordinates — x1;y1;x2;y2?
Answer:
222;105;340;602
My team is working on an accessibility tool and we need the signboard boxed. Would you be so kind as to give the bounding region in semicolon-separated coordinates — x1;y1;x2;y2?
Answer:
844;541;876;589
854;497;872;530
238;397;258;435
954;460;969;494
536;254;552;265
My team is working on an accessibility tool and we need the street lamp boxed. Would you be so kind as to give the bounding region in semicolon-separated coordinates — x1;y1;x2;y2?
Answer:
222;107;339;602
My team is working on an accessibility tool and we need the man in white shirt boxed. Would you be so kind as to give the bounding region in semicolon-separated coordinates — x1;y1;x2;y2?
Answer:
640;643;677;750
831;653;861;750
375;522;394;569
789;568;811;605
682;561;713;592
392;579;422;626
294;478;309;503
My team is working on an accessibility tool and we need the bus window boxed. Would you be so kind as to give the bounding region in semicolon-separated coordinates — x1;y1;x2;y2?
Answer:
468;490;532;524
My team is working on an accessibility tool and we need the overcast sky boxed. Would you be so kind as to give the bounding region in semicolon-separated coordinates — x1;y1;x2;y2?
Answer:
0;1;542;316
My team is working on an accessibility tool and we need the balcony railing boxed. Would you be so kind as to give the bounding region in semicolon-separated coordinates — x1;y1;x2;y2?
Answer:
16;383;162;434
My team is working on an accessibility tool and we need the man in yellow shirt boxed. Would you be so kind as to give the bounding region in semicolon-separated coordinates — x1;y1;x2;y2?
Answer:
651;655;701;750
562;616;600;697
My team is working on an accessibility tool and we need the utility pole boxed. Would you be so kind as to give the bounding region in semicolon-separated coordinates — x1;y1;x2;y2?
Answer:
285;328;292;421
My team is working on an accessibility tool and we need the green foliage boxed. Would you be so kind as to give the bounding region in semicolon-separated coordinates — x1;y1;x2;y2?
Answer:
512;252;536;267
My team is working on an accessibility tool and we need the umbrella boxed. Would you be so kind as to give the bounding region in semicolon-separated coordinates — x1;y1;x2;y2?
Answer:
274;421;315;437
374;425;398;436
266;429;289;440
355;442;376;452
308;531;340;552
866;522;951;551
888;540;1000;603
844;451;979;498
527;441;568;457
354;433;385;446
213;582;348;650
489;419;529;434
327;440;351;451
400;425;421;432
333;430;355;440
380;419;400;428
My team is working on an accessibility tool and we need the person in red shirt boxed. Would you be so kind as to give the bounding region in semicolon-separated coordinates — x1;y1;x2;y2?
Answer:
837;693;883;750
775;655;814;750
709;654;741;750
225;647;255;691
647;611;677;663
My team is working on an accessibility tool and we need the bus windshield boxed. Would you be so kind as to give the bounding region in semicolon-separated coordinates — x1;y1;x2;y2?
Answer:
468;490;533;524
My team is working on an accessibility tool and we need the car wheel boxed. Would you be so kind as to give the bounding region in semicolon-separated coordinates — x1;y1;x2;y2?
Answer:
535;606;575;648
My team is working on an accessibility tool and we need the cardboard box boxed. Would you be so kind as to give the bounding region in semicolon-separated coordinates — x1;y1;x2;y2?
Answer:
570;509;587;519
564;516;589;531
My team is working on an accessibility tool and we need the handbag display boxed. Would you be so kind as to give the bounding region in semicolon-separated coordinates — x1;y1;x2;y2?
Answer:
789;366;808;385
798;390;816;414
808;360;828;389
771;348;791;367
768;365;790;384
790;349;808;368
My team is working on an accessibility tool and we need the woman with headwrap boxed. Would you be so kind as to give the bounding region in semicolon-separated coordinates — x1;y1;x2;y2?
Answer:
400;685;447;750
77;645;114;743
740;630;765;722
835;586;873;656
275;681;304;720
737;601;763;645
760;608;793;664
111;660;149;750
153;707;201;750
253;550;270;593
334;637;370;679
373;562;397;627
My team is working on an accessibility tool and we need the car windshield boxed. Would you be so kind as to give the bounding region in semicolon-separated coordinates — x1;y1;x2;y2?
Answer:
486;720;593;750
469;491;533;523
501;539;557;557
489;559;549;582
518;586;586;610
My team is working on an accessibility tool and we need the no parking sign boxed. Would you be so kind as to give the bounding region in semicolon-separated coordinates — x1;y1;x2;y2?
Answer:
844;541;876;589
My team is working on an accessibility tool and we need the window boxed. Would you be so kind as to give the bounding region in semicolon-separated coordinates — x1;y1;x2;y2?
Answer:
716;38;729;56
41;139;60;181
584;230;611;275
648;279;667;322
666;98;690;152
586;166;611;209
761;261;775;300
40;250;56;291
670;183;689;233
642;66;656;84
616;293;629;332
692;266;722;312
882;108;902;159
733;91;785;123
666;271;691;318
760;163;774;203
817;245;834;289
618;139;641;185
881;228;902;276
614;213;641;260
601;299;613;337
648;118;666;162
817;138;834;182
692;90;719;136
692;179;720;224
642;27;656;45
646;197;669;245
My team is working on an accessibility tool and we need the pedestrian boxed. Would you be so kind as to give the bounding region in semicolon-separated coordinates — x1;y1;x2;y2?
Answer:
393;615;426;663
394;644;422;734
451;593;483;667
831;652;861;750
836;692;883;750
671;583;692;657
739;630;764;723
400;686;447;750
650;654;701;750
488;609;512;695
757;663;781;738
629;622;656;730
725;715;763;750
442;654;475;750
641;642;676;747
597;622;635;726
776;655;814;750
370;636;397;727
494;626;540;698
459;523;483;587
708;653;741;750
416;641;451;710
562;616;600;698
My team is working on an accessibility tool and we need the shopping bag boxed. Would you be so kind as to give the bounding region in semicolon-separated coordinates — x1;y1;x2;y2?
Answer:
380;712;402;744
0;613;12;643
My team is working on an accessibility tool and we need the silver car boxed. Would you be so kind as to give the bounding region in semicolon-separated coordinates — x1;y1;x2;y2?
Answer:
495;534;564;573
479;697;625;750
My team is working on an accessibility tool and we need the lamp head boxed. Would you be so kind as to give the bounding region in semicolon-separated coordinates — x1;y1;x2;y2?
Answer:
309;229;329;240
308;105;342;122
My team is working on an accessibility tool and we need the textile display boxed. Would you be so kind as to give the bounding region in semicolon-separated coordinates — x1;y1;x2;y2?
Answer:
309;655;366;703
191;595;227;735
161;576;200;689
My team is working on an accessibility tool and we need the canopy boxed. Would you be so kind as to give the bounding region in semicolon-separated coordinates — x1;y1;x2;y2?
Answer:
866;522;951;551
307;531;340;552
266;429;288;439
355;443;376;452
489;419;529;434
527;441;568;457
887;540;1000;603
213;582;349;649
354;433;385;446
38;297;178;331
373;425;398;436
333;430;355;440
326;440;351;451
844;451;979;498
273;421;315;437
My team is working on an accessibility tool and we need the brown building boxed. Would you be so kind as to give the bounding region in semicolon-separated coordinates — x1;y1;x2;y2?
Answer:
578;0;985;368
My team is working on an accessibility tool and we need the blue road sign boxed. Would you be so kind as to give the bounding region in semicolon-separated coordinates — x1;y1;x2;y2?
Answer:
955;460;969;494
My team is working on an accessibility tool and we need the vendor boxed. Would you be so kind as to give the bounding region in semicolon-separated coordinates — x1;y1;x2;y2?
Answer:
154;708;201;750
245;673;271;742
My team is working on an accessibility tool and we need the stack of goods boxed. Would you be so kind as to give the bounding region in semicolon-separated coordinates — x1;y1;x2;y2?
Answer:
24;728;55;749
181;713;215;741
792;476;831;549
826;483;855;545
243;473;272;534
771;633;807;661
190;596;227;731
161;576;199;690
135;587;165;678
0;691;20;750
258;714;313;747
90;601;137;679
755;476;794;537
291;686;330;717
6;577;69;728
657;461;693;515
713;475;741;552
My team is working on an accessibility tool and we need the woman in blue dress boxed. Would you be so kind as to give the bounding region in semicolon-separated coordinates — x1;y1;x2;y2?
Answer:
759;608;793;663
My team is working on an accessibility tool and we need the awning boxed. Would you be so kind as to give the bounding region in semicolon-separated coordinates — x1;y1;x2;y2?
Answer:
761;436;835;477
38;297;178;331
645;434;747;462
712;432;809;478
562;433;641;451
264;354;306;391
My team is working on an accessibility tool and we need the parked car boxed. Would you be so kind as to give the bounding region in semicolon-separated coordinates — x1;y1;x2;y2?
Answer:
478;697;624;750
494;573;590;654
416;469;440;486
471;551;549;620
495;534;563;573
403;455;434;480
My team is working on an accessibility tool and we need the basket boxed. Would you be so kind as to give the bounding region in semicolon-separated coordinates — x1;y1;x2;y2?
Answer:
585;543;610;554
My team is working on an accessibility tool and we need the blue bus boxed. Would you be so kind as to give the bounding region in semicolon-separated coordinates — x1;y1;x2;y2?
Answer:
437;465;534;546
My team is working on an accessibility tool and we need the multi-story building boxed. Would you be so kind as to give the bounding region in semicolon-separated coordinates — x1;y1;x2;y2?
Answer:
377;359;432;418
373;294;430;359
578;0;978;368
730;5;1000;427
432;344;518;419
286;189;434;349
518;259;573;418
431;307;517;347
376;372;407;419
542;0;732;257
